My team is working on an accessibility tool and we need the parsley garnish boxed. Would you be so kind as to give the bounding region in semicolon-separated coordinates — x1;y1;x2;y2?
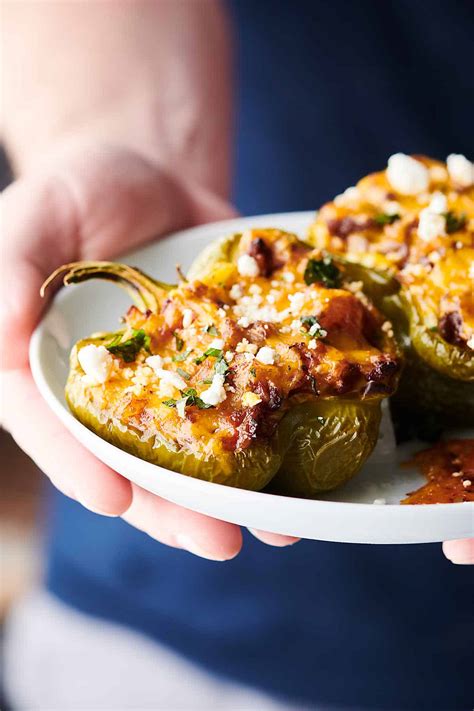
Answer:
174;332;184;351
181;388;214;409
176;367;190;381
300;315;327;339
106;328;151;363
204;324;219;336
162;387;214;411
304;256;341;288
374;213;400;225
444;211;467;234
214;357;228;376
250;367;257;377
172;348;192;362
195;347;223;364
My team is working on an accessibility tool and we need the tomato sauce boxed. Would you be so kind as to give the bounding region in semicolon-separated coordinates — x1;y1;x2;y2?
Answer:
402;439;474;504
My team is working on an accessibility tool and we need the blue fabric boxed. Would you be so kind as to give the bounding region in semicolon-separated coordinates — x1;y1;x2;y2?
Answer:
46;2;473;709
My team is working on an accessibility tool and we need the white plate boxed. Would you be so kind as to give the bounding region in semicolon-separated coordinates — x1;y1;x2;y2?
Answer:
30;211;474;544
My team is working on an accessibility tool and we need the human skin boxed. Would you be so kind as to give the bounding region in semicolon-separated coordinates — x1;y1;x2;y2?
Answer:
0;0;470;562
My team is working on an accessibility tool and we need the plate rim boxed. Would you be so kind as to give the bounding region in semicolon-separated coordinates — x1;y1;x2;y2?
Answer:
29;210;474;544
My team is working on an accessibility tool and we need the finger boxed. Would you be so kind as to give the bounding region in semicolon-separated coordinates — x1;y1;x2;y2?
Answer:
1;368;132;516
442;539;474;565
247;528;300;547
122;483;242;561
1;144;235;369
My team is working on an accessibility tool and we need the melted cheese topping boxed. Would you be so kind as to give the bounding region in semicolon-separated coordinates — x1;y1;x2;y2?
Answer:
71;228;399;458
309;155;474;347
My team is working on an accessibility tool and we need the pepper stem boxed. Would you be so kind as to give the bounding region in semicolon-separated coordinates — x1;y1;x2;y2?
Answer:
41;261;175;313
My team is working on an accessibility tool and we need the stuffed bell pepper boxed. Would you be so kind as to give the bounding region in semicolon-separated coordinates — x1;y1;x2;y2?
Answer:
308;153;474;431
43;228;400;496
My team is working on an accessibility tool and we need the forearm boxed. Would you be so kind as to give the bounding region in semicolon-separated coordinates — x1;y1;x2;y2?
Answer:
2;0;233;195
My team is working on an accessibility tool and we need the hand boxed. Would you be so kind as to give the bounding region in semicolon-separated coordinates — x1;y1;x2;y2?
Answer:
442;539;474;565
0;144;299;560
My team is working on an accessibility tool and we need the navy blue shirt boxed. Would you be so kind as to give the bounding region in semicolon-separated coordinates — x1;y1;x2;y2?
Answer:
46;2;473;709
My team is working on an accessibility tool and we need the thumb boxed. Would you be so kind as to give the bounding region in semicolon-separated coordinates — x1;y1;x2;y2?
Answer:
0;144;234;369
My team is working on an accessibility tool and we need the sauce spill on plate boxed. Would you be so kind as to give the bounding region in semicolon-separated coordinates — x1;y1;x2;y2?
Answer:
402;439;474;504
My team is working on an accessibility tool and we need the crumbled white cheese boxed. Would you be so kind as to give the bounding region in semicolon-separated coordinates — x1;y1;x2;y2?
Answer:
446;154;474;187
386;153;429;195
242;391;262;407
145;354;164;371
469;263;474;280
427;191;448;214
230;283;243;300
255;346;276;365
182;309;195;329
237;316;250;328
430;164;448;182
451;471;463;478
237;254;260;277
158;380;178;399
249;284;262;295
427;250;441;263
308;339;317;350
209;338;225;350
463;479;472;489
236;339;258;355
78;344;114;385
176;398;187;419
149;365;187;391
309;322;326;337
334;186;359;207
225;350;235;363
200;373;227;406
383;200;401;216
217;307;226;318
373;498;387;505
467;335;474;350
418;208;446;242
288;291;306;314
282;271;295;283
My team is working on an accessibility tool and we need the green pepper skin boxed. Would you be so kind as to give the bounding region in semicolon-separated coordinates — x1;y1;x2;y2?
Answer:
334;258;474;430
270;397;381;497
56;237;395;497
67;340;383;496
66;337;284;491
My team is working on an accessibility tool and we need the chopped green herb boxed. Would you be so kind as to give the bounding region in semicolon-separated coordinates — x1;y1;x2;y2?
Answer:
304;256;341;288
300;315;327;339
204;324;219;336
444;210;467;234
106;328;151;363
172;348;192;362
374;213;400;226
195;347;223;364
180;387;214;409
200;378;214;385
174;332;184;351
428;326;438;333
164;387;214;411
250;367;257;377
176;367;191;381
215;357;229;376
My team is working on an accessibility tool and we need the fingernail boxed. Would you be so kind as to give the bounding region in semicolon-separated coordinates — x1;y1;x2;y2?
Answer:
79;500;119;517
447;557;474;565
248;528;300;546
175;533;233;562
